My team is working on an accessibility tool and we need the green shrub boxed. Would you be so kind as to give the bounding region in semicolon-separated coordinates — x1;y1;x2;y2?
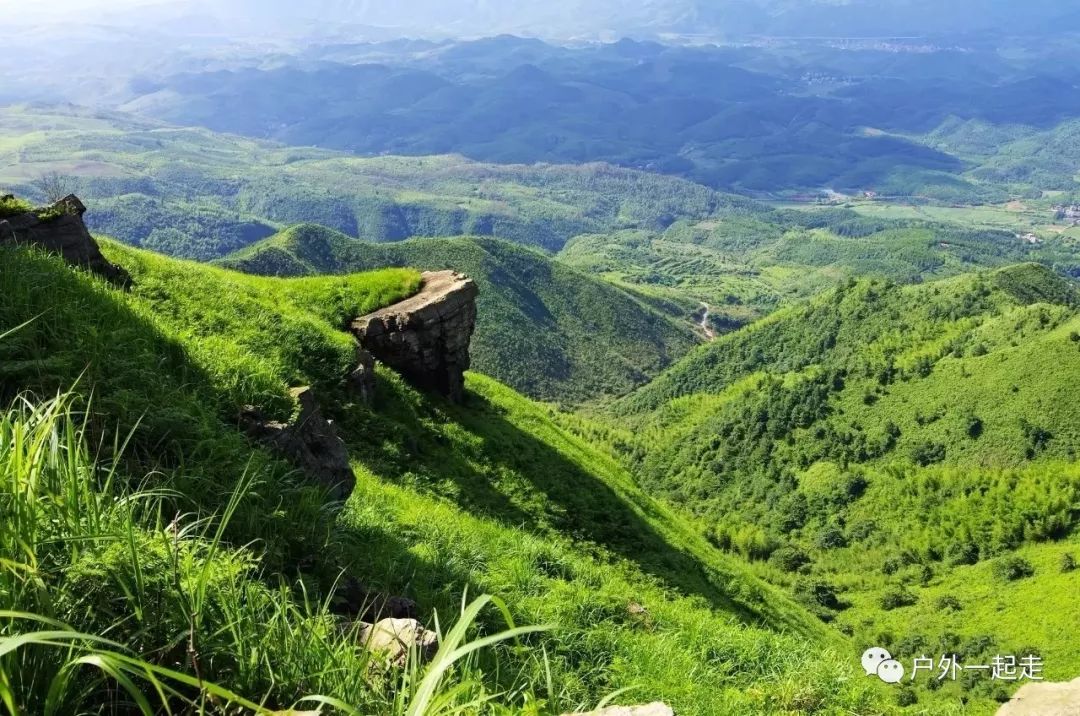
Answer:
794;578;843;610
896;688;918;706
1061;552;1077;573
992;556;1035;582
816;525;848;550
882;553;915;575
769;545;811;573
910;440;946;466
934;594;963;612
776;492;809;532
879;585;918;611
945;540;980;566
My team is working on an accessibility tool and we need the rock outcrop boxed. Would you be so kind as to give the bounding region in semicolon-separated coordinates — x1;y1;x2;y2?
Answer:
359;617;439;666
0;195;130;286
351;270;478;403
239;387;354;499
348;345;378;404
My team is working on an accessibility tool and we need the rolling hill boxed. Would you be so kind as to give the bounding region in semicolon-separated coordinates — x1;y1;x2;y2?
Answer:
94;35;1080;197
558;207;1080;330
598;263;1080;711
0;238;889;715
0;105;754;259
221;224;701;404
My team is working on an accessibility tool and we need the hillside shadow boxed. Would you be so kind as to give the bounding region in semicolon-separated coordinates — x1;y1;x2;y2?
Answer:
0;248;418;583
336;373;783;628
454;390;771;624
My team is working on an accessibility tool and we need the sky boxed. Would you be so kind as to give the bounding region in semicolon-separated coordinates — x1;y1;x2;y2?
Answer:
3;0;159;20
4;0;1073;39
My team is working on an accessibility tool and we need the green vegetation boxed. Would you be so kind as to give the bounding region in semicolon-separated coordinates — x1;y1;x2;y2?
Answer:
0;243;896;714
0;194;31;218
222;225;700;404
6;106;1079;344
5;25;1080;715
560;209;1080;329
0;392;544;715
595;263;1080;711
0;106;753;259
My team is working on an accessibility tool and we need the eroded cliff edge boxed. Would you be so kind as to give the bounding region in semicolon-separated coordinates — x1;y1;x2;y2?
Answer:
351;270;479;403
0;195;129;286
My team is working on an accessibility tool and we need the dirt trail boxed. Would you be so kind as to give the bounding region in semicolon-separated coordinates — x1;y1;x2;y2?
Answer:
698;302;716;340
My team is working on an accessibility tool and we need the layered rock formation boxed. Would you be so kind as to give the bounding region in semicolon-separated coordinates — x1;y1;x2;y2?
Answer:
0;195;130;286
351;270;479;403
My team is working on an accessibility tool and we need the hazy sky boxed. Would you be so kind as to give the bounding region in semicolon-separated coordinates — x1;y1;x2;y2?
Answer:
5;0;1073;39
4;0;157;19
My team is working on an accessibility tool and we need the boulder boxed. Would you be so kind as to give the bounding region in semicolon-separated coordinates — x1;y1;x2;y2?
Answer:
360;618;438;666
0;195;130;286
562;703;674;716
239;387;354;499
352;271;478;403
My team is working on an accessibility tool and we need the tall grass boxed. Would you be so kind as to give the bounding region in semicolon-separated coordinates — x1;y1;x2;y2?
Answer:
0;390;550;714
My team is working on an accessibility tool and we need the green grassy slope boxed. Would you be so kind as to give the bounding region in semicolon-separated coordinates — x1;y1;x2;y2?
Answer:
0;242;893;714
597;263;1080;712
220;224;701;404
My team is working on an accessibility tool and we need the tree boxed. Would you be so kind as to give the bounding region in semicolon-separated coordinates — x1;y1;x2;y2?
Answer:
33;171;74;204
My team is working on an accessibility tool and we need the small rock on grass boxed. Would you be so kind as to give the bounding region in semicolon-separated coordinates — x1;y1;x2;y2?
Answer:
360;617;438;667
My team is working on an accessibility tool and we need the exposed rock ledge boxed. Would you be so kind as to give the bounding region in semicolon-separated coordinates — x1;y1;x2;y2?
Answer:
351;270;479;403
0;195;129;286
239;387;354;500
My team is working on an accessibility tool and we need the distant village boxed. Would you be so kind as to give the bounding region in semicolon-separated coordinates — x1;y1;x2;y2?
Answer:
1053;204;1080;226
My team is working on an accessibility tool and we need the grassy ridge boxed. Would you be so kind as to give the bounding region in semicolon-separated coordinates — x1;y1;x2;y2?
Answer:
0;244;893;714
221;225;701;404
